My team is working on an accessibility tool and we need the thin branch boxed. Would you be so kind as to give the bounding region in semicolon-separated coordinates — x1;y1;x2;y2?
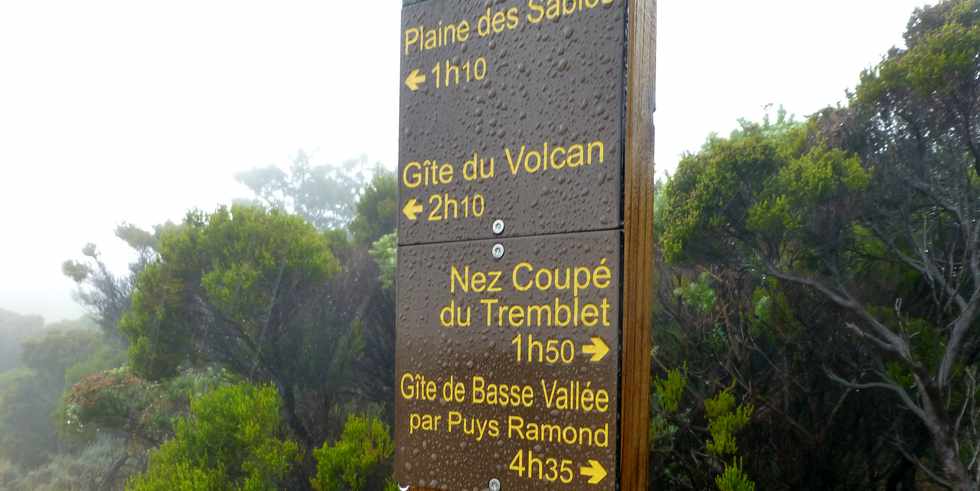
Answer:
763;260;914;363
893;439;954;490
869;221;968;311
939;293;980;389
955;373;974;436
251;260;287;378
824;368;930;426
842;320;903;354
826;386;855;443
901;174;964;223
969;217;980;302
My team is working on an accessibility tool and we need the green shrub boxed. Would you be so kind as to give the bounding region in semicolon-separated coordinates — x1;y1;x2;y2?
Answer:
704;387;756;490
653;366;688;414
716;459;755;491
312;414;394;491
126;384;299;491
369;233;397;291
705;385;754;457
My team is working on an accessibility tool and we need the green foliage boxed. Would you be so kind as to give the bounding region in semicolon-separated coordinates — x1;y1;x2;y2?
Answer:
62;223;163;342
653;366;688;414
660;125;785;263
369;233;397;291
904;0;980;45
127;384;299;491
115;222;161;254
653;177;672;238
673;272;716;313
349;171;397;247
705;386;754;458
660;118;868;267
120;205;339;380
746;145;867;236
61;367;231;446
21;329;104;385
650;366;688;457
0;328;110;469
654;2;980;488
715;459;756;491
862;16;980;102
750;290;770;326
193;206;337;326
64;341;127;387
62;368;156;440
311;414;394;491
0;369;57;468
748;280;804;340
115;185;396;458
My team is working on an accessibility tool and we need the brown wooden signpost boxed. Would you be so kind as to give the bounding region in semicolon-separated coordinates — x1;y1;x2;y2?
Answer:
395;0;655;489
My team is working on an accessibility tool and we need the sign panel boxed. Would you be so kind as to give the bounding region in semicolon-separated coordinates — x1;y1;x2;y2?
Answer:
396;0;655;488
398;0;626;246
395;231;621;490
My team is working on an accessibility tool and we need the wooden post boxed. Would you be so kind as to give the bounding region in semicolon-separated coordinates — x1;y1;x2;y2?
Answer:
620;0;657;489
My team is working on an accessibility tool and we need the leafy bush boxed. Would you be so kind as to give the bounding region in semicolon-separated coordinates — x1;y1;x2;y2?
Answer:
0;369;59;468
704;387;756;490
312;414;394;491
715;459;755;491
653;366;688;414
705;386;754;458
673;272;717;314
369;233;397;291
126;383;299;491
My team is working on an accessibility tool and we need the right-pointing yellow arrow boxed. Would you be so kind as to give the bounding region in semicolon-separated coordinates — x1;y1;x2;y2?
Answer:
405;69;426;91
582;337;610;363
580;460;607;485
402;198;424;221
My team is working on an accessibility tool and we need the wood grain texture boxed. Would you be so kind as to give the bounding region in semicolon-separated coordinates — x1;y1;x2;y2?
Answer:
620;0;656;489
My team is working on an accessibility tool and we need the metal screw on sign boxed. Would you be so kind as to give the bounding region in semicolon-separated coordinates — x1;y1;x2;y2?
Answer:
489;478;501;491
491;244;505;260
492;219;505;235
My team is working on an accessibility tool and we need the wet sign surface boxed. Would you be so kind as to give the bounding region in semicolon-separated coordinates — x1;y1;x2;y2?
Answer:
395;231;620;490
398;0;626;246
396;0;653;489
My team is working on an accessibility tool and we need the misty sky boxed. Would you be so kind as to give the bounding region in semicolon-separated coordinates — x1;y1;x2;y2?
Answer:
0;0;930;323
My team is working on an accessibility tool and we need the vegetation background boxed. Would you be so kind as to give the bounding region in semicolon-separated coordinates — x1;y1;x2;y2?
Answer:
0;1;977;489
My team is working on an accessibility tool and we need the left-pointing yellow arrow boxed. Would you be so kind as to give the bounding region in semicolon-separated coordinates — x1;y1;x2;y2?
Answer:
580;460;607;485
402;198;424;221
581;337;610;363
405;69;427;91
